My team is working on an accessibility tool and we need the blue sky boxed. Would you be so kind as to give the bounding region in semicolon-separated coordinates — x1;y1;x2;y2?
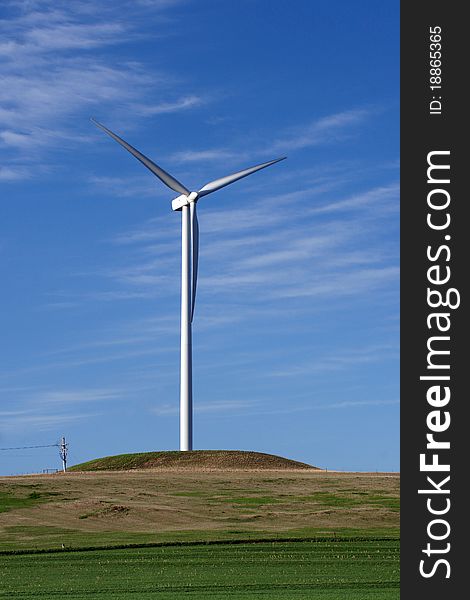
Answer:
0;0;399;475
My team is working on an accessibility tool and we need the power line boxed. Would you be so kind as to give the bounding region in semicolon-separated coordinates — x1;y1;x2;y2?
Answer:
0;444;59;451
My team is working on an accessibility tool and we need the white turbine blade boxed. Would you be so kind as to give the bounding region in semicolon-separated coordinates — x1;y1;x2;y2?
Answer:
197;156;286;197
190;202;199;323
91;118;190;196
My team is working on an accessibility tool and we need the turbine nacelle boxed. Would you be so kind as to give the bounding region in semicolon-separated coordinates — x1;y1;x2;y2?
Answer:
172;191;198;211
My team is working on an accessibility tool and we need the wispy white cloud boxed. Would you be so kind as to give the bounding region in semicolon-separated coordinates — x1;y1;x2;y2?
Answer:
265;108;373;154
111;216;176;243
63;173;398;317
0;166;28;181
152;399;253;416
0;342;176;382
170;148;241;163
0;1;204;173
321;399;398;409
32;387;123;405
269;344;398;377
135;95;206;116
0;22;126;56
239;398;399;419
0;383;138;432
274;266;399;300
308;183;399;216
163;108;375;168
1;412;100;431
150;396;398;420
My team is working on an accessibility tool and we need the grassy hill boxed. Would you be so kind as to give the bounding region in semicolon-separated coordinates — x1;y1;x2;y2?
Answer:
68;450;318;472
0;467;398;553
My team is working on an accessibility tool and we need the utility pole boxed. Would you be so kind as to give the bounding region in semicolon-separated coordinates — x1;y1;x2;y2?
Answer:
59;436;68;472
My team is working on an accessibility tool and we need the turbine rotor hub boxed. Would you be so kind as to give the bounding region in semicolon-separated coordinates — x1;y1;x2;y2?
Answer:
171;191;198;211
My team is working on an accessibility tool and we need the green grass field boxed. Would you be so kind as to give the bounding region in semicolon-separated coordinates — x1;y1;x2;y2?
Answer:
0;539;399;599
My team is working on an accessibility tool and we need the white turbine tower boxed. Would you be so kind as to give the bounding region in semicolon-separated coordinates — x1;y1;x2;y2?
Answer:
92;118;285;451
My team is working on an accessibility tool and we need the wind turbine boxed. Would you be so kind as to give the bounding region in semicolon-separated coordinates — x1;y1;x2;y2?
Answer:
91;118;285;451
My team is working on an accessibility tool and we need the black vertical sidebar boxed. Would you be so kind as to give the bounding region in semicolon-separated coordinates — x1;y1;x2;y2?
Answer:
401;2;465;598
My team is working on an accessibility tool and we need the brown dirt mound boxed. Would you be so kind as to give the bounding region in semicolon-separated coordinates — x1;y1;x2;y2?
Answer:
69;450;318;472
